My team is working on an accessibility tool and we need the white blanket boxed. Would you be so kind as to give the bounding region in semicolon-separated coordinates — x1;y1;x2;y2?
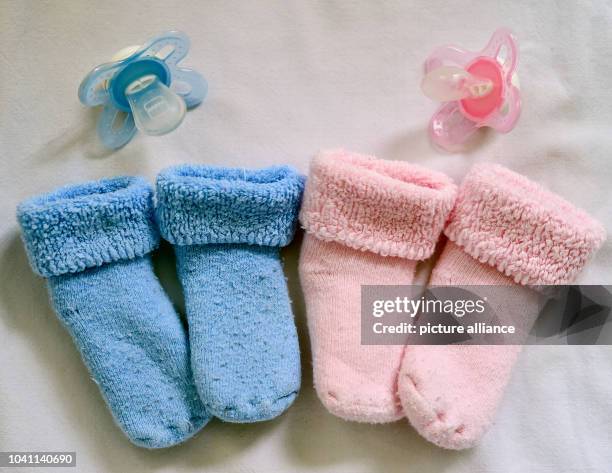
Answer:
1;1;611;471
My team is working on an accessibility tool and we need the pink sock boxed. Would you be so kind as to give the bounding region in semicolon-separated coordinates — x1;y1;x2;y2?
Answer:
398;164;606;448
299;149;456;423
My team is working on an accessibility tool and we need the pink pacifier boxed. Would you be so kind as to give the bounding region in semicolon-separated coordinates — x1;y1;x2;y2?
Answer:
421;28;521;151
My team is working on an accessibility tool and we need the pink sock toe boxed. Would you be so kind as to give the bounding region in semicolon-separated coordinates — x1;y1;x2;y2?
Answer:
314;351;404;422
400;344;520;449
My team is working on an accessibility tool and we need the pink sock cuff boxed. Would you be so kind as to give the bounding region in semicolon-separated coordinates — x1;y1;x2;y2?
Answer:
299;149;457;260
445;164;606;285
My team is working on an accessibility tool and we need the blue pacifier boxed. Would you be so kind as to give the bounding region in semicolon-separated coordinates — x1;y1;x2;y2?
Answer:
79;31;207;149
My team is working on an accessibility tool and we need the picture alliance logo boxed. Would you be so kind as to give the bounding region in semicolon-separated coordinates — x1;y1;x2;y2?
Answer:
361;285;612;346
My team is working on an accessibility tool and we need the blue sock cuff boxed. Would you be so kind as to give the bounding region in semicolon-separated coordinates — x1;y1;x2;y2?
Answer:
17;176;160;277
156;164;305;247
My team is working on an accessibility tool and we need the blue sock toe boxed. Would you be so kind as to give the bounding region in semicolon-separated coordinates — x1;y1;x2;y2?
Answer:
157;164;304;423
216;389;299;423
18;177;211;448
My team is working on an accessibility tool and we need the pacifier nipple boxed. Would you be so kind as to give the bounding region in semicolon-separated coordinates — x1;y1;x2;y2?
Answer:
421;66;493;102
125;74;186;136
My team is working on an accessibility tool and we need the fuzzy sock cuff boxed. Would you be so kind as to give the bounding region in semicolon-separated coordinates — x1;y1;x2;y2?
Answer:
444;164;606;285
156;164;305;247
299;149;457;260
17;177;159;278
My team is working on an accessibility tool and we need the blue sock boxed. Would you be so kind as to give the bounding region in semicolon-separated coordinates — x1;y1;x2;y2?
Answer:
17;177;211;448
156;164;304;422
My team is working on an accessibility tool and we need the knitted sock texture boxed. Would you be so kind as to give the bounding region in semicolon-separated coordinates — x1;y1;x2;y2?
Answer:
156;164;304;423
299;149;457;423
398;164;606;449
17;177;211;449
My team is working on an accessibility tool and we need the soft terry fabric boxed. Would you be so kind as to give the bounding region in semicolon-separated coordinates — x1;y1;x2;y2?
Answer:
156;164;304;423
17;177;210;448
299;149;457;423
399;164;606;450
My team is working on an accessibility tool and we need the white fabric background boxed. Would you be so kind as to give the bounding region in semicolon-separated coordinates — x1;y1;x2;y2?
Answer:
1;1;611;472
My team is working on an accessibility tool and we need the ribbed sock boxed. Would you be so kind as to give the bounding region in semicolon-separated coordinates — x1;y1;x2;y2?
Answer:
17;177;210;448
299;150;457;423
156;164;304;422
398;164;605;449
